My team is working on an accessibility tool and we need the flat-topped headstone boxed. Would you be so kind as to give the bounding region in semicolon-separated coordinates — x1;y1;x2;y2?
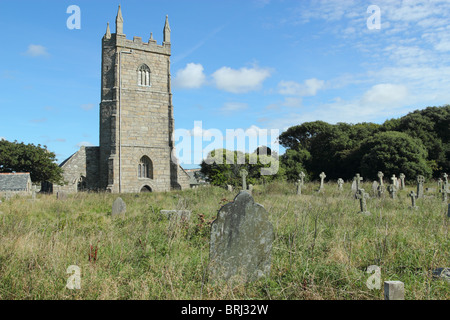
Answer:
209;191;274;283
227;185;233;192
160;210;191;221
372;181;379;195
384;281;405;300
112;197;126;216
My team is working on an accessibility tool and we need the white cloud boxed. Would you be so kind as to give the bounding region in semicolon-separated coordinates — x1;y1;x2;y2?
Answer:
24;44;49;57
360;83;408;107
278;78;325;96
173;63;206;89
212;66;271;93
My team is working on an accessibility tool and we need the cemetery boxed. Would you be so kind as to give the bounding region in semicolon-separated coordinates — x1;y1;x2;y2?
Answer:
0;176;448;300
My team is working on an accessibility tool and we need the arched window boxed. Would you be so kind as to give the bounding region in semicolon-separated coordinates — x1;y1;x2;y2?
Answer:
137;64;151;86
138;156;153;179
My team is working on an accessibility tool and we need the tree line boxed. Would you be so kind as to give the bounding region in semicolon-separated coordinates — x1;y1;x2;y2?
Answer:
202;105;449;185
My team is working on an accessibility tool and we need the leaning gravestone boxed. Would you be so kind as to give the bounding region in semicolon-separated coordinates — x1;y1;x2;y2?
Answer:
112;197;126;216
209;191;274;283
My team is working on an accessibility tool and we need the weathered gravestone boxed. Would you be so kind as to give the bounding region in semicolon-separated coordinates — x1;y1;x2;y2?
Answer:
384;281;405;300
353;173;363;198
416;175;425;199
337;178;344;191
443;173;448;184
299;171;306;186
112;197;126;216
209;191;274;283
372;181;379;196
240;169;248;191
377;171;384;187
409;191;418;210
319;172;326;192
440;187;448;202
159;210;191;221
399;173;405;190
296;179;302;195
356;188;370;216
227;185;233;192
438;178;443;190
248;184;254;195
56;192;67;200
388;175;398;199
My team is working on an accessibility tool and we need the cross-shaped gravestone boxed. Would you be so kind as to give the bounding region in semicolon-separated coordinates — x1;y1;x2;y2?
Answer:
399;173;406;190
356;188;370;215
443;173;448;184
319;172;326;190
296;179;302;195
337;178;344;191
377;184;385;198
299;171;306;186
409;191;418;209
440;187;448;202
240;169;248;191
355;174;363;190
438;178;443;190
416;175;425;199
377;171;384;186
391;174;397;185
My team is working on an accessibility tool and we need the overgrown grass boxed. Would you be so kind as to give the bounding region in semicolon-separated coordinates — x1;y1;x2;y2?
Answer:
0;181;448;300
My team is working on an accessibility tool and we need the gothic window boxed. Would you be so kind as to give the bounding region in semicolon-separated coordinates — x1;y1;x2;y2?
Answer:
138;64;151;86
138;156;153;179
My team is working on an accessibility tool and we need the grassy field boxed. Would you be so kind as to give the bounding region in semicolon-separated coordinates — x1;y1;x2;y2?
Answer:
0;181;448;300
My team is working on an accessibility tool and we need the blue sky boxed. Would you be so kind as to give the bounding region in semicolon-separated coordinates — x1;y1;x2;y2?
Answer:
1;0;450;169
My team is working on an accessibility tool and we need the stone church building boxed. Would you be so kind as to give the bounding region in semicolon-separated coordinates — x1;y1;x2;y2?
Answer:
51;6;190;194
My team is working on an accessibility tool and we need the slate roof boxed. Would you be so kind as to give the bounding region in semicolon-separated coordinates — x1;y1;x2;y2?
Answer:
0;173;31;191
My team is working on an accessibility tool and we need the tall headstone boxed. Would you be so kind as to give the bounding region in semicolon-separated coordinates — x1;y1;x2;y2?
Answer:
384;281;405;300
112;197;126;216
438;178;443;190
416;175;425;199
443;173;448;184
399;173;405;190
209;191;274;283
240;169;248;191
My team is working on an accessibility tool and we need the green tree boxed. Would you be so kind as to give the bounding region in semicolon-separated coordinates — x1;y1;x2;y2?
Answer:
280;148;310;182
0;140;64;184
357;131;432;181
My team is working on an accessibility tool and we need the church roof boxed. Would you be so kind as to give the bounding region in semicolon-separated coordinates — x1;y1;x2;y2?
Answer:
0;173;31;191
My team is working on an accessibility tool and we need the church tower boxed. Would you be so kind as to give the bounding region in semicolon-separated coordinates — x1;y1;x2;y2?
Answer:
99;6;181;193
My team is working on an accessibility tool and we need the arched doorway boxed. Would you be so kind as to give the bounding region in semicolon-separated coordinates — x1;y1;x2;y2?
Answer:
140;185;152;193
77;176;87;192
